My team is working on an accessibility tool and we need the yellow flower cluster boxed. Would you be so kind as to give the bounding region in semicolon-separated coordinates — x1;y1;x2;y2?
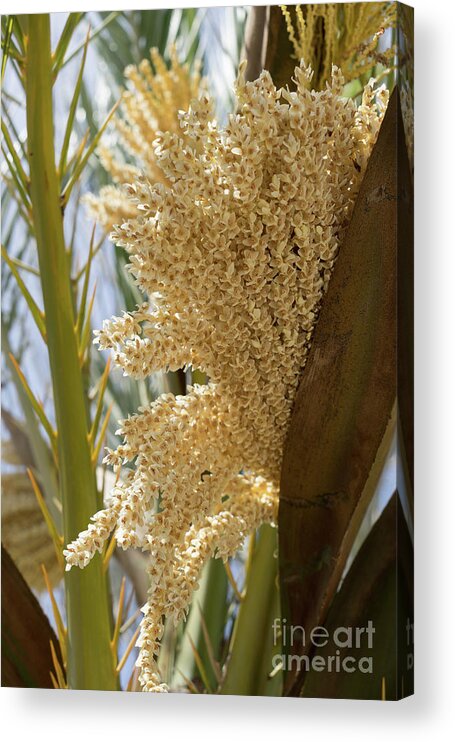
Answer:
139;472;277;692
65;60;387;691
85;46;205;229
281;3;396;90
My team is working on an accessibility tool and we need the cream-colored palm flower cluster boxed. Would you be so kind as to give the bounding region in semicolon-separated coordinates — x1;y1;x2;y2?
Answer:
281;3;396;90
64;60;388;692
85;46;205;229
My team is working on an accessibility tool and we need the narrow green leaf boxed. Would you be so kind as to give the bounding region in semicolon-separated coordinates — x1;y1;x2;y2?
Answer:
111;576;126;658
12;16;25;53
1;174;34;234
28;469;64;573
1;17;15;80
52;12;84;77
89;356;111;445
1;119;29;194
1;144;31;212
224;559;243;602
2;245;46;340
91;403;113;465
65;128;89;177
197;605;223;685
5;54;25;90
61;99;120;208
78;281;96;357
115;625;140;674
74;234;104;282
1;323;61;521
58;27;90;179
186;634;212;692
58;11;120;71
6;254;40;278
0;87;23;107
41;564;68;667
49;640;67;688
8;354;57;450
75;224;95;338
68;184;82;260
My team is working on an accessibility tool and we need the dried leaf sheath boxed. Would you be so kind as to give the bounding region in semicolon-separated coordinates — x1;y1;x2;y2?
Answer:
279;88;410;696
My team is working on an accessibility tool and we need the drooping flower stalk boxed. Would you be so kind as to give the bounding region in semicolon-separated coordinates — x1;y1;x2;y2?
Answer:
65;60;388;691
